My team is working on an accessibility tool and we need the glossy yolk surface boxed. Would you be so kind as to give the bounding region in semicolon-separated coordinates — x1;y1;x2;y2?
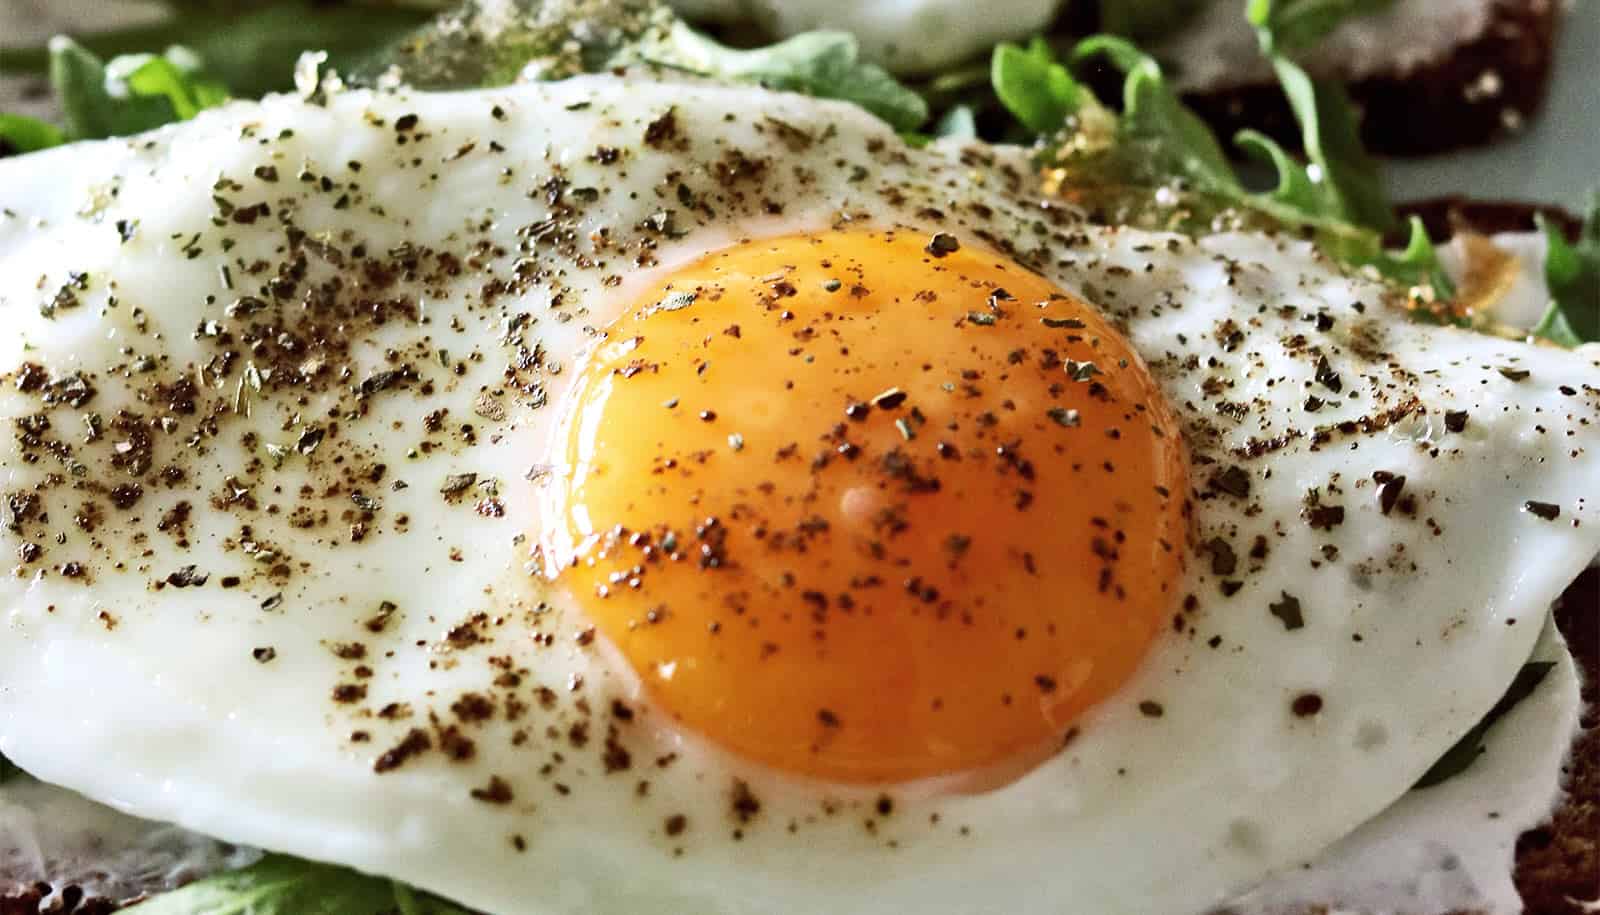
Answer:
546;229;1189;784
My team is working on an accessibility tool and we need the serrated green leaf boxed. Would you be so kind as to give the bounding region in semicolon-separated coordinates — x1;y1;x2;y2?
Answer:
1247;0;1396;55
1235;127;1333;213
50;37;177;140
990;38;1085;134
121;855;474;915
1265;54;1393;230
2;3;433;98
1534;193;1599;345
40;38;230;142
1364;216;1456;302
114;49;228;120
638;23;928;131
1072;36;1240;195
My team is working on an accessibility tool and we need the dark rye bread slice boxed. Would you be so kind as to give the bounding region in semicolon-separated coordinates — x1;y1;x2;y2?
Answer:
1177;0;1563;157
1396;195;1583;242
3;207;1593;915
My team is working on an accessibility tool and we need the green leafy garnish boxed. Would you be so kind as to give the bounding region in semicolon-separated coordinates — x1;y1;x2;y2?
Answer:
1414;661;1556;789
987;14;1454;297
0;750;17;784
990;37;1089;135
0;1;433;100
1532;191;1599;346
631;23;928;132
1364;216;1457;304
1245;0;1395;55
0;113;65;154
1071;36;1240;195
121;855;474;915
1246;1;1393;230
3;38;230;151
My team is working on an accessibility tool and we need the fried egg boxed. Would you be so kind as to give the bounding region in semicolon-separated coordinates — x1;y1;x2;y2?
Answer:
0;74;1596;915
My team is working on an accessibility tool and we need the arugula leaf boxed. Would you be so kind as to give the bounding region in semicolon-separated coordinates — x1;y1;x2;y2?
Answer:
0;114;65;154
110;47;228;121
1414;660;1556;790
1246;0;1395;55
1532;191;1599;346
635;24;928;131
1243;1;1394;231
38;38;229;144
1074;36;1240;195
1366;216;1457;302
121;855;474;915
991;38;1088;135
1;2;433;99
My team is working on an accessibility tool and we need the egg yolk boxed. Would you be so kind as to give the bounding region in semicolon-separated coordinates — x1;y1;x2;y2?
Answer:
545;229;1188;784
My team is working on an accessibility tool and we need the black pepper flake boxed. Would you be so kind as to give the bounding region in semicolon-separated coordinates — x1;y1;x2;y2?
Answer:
1034;675;1057;693
1444;410;1469;433
1291;693;1324;717
1209;466;1252;498
166;565;209;588
115;219;138;243
1497;367;1530;382
296;427;325;455
1041;316;1086;329
1374;473;1407;516
871;388;907;410
664;814;688;837
1204;537;1237;575
1523;501;1560;521
966;311;997;326
331;683;366;703
924;233;960;257
1064;359;1102;382
261;593;284;612
1304;504;1346;531
394;113;420;132
817;708;841;728
1138;700;1164;718
1047;407;1081;428
1269;592;1305;631
373;728;431;773
1314;356;1342;393
252;646;276;663
471;776;515;804
730;779;761;823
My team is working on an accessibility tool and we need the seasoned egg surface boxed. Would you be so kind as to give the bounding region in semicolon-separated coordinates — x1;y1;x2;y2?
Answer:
0;76;1596;915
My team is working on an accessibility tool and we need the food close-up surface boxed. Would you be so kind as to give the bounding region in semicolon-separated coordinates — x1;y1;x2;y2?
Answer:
0;1;1595;914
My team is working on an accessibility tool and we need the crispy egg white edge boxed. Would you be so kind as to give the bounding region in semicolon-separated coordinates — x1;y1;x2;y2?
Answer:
0;77;1595;915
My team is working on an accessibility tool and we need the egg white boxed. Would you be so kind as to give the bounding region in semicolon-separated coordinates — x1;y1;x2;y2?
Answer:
0;76;1596;915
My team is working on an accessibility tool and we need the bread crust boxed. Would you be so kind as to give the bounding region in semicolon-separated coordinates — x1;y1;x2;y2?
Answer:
1180;0;1562;157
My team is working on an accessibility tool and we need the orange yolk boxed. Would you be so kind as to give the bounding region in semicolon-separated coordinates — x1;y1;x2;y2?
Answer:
545;229;1189;785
